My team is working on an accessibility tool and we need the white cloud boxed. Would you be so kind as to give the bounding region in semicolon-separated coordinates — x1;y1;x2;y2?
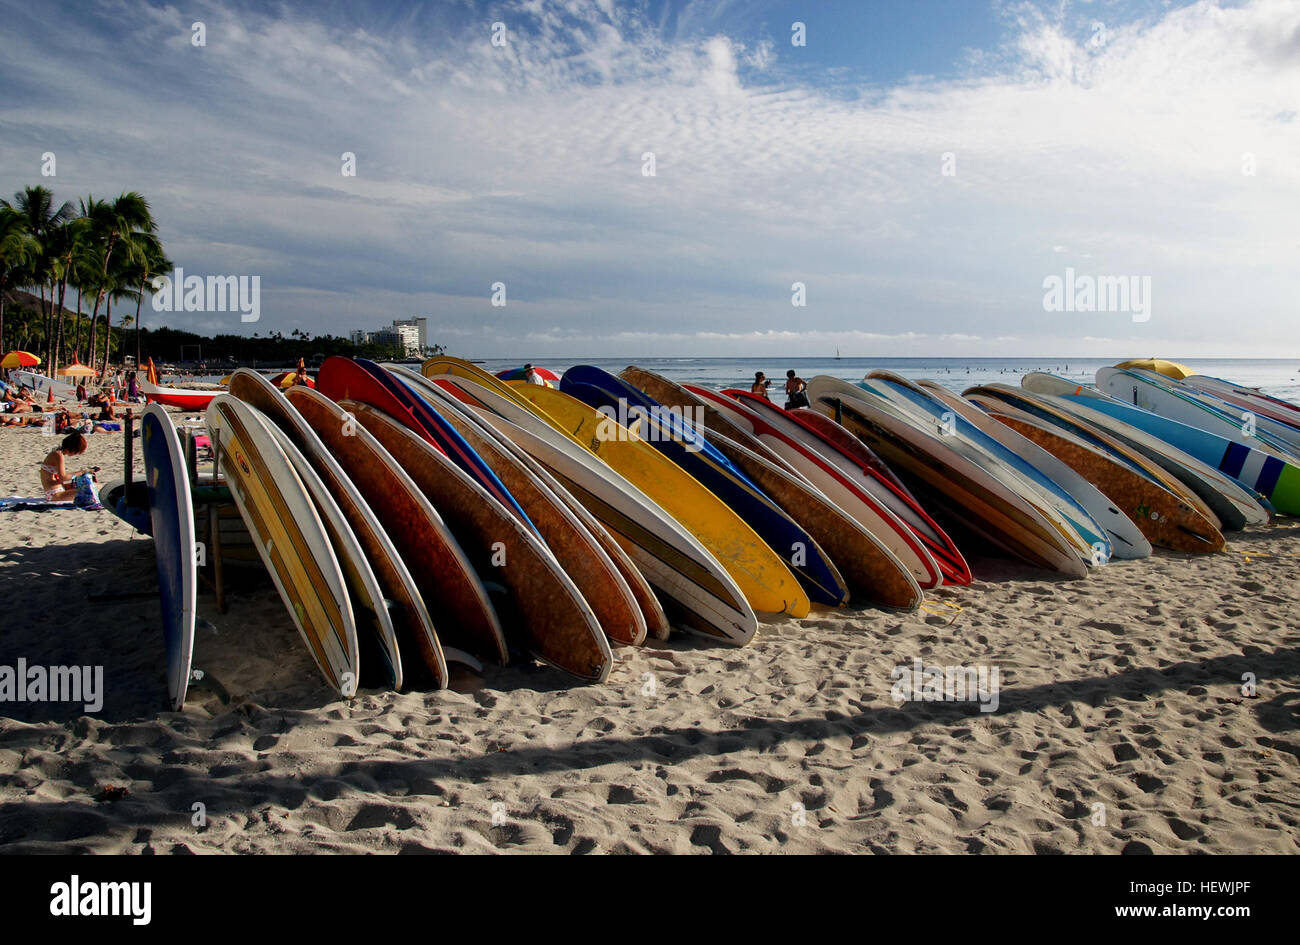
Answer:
3;0;1297;356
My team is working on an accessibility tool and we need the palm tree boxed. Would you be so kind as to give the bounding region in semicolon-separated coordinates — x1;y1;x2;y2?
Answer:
80;192;155;377
0;207;36;353
1;187;75;373
46;214;90;373
72;233;104;366
122;232;171;369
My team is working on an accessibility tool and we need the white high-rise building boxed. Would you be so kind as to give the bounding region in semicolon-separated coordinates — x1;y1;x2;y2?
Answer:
350;318;426;357
393;316;428;353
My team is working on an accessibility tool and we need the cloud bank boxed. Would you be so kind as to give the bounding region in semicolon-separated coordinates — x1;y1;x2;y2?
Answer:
1;0;1296;357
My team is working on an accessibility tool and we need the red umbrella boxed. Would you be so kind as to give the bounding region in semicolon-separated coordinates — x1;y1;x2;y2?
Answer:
1;350;41;369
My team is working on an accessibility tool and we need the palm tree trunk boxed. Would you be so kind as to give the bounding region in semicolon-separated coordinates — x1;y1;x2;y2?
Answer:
53;274;68;374
72;286;82;358
134;277;145;368
102;295;113;380
87;289;102;372
41;282;53;377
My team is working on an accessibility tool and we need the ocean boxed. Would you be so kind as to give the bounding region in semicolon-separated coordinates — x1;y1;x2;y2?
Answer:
185;358;1300;404
470;358;1300;403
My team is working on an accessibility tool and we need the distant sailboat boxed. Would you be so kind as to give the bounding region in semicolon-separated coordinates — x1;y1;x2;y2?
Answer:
834;346;841;360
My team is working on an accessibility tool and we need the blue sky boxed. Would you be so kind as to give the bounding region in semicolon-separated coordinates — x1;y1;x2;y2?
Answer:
1;0;1297;357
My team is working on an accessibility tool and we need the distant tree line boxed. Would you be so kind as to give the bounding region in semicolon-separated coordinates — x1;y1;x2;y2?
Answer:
0;184;443;374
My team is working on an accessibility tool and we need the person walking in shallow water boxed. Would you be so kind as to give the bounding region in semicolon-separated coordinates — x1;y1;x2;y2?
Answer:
751;371;771;399
784;369;809;409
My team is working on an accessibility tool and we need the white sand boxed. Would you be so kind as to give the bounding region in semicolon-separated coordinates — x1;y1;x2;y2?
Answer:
1;419;1298;853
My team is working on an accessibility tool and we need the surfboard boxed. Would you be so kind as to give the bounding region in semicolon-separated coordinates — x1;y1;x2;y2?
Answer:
619;366;810;480
707;429;922;609
392;366;672;640
806;375;1087;577
561;366;848;607
141;405;198;710
966;384;1225;528
1182;374;1300;427
513;382;811;617
713;387;967;587
259;419;408;689
341;401;613;682
230;370;424;689
861;373;1109;566
405;371;758;644
284;385;508;665
1097;367;1299;460
206;396;360;695
394;373;647;647
1019;375;1268;529
348;359;538;532
973;404;1225;553
910;380;1151;559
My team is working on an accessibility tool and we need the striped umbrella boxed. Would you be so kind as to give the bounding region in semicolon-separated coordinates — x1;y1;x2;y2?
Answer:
1;350;41;369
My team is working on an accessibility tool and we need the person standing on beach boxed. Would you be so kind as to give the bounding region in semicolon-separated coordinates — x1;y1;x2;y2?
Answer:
524;363;545;385
784;369;809;409
751;371;771;399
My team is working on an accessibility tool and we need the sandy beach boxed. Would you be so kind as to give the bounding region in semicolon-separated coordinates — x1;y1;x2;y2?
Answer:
1;416;1297;854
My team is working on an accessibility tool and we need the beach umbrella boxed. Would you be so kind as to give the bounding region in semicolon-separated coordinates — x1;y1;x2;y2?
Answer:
1;350;41;369
1115;358;1196;380
58;363;98;377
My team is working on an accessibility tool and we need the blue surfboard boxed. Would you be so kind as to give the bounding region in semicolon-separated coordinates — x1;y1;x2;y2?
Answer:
561;366;848;607
142;404;197;710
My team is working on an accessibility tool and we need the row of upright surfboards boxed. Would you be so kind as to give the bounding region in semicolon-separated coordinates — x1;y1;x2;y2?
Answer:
141;358;1299;708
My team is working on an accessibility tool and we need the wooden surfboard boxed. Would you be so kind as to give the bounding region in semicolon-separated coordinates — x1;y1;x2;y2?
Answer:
284;385;508;665
975;406;1225;553
398;375;647;647
230;369;419;689
428;375;758;645
708;429;922;610
342;401;613;683
394;366;671;640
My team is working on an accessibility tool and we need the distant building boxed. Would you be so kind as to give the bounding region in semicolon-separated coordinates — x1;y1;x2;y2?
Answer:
350;318;427;357
393;317;428;353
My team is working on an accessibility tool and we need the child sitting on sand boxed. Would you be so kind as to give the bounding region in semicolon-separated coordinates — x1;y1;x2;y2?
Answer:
39;433;100;504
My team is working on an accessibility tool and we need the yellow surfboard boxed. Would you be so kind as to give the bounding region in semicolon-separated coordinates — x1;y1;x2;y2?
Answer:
421;357;560;420
512;384;810;617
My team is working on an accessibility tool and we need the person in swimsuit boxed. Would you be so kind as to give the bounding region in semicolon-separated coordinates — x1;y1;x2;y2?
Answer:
784;369;809;409
40;433;96;502
751;371;771;400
